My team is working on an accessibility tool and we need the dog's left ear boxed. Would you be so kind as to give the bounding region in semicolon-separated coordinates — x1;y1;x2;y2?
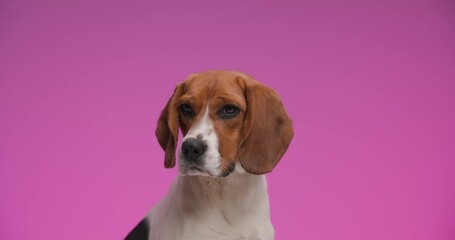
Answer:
237;77;294;174
155;84;184;168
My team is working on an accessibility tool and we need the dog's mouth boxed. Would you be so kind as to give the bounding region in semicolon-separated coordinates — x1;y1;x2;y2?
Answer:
188;166;204;172
179;164;235;178
179;164;213;177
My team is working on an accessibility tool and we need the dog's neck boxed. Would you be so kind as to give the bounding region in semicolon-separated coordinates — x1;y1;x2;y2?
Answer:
169;167;271;218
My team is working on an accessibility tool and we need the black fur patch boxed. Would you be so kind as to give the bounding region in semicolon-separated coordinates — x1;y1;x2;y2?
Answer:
125;218;149;240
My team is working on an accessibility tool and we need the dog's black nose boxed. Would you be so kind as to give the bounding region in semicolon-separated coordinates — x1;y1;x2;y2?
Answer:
181;138;207;162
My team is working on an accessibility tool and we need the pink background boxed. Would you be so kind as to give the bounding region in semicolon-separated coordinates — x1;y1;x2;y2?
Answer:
1;0;454;239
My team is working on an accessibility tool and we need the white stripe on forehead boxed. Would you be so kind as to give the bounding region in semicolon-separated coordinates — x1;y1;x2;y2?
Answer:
184;105;212;138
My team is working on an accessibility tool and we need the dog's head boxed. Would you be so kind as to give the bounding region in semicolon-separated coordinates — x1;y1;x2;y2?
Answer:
155;70;293;177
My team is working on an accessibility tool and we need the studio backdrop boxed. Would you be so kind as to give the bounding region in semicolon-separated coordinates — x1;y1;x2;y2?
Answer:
0;0;454;240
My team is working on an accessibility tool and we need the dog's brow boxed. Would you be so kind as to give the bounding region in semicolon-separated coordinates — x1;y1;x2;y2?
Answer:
213;95;232;101
179;95;195;102
212;95;245;109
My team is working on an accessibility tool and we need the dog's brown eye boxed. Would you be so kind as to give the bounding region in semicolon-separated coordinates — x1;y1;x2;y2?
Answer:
218;104;240;119
180;103;194;117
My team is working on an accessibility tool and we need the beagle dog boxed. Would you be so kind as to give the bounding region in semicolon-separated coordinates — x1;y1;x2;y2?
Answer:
126;70;294;240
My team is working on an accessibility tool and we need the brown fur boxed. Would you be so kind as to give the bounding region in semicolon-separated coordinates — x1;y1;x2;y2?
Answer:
155;70;294;174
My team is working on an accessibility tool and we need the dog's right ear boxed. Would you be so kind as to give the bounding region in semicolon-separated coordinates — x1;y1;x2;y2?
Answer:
155;84;184;168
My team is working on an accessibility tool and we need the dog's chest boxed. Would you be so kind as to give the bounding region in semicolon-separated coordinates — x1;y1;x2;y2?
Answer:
182;213;271;239
149;206;274;240
146;175;274;240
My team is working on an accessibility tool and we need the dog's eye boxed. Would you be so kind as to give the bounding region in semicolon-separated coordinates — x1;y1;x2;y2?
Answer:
218;105;240;119
180;103;194;117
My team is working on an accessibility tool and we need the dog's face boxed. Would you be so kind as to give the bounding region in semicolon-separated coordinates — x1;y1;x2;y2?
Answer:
155;70;293;177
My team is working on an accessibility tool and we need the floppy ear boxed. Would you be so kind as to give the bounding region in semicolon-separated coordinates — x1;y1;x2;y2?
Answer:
155;84;184;168
238;81;294;174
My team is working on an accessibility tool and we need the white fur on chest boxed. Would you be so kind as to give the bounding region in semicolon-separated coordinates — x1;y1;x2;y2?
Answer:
145;171;274;240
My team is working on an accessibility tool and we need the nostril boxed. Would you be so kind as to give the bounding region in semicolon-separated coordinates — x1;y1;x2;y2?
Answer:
182;138;207;161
